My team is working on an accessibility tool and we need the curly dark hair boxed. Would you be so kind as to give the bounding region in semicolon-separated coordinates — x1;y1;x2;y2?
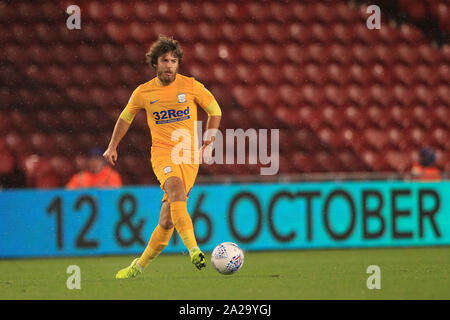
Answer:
145;35;183;69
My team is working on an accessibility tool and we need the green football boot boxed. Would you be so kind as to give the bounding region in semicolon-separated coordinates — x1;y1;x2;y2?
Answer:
190;247;206;270
115;258;142;279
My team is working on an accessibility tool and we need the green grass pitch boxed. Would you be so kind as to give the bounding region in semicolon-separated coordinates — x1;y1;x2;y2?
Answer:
1;247;449;300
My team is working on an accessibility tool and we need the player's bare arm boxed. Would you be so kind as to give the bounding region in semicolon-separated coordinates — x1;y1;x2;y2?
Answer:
103;118;131;166
201;115;221;162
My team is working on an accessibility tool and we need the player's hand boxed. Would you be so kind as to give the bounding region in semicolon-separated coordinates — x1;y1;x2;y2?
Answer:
103;147;118;166
200;142;214;164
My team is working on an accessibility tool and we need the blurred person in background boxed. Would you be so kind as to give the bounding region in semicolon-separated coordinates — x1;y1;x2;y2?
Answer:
66;147;122;189
411;147;442;182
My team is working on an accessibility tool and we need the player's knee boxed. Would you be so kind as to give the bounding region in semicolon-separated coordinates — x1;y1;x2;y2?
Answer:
164;177;186;202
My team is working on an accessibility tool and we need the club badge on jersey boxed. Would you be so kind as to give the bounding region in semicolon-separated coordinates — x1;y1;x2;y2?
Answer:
177;93;186;103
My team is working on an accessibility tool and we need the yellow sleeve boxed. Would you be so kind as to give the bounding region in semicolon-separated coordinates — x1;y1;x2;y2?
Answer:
119;85;144;124
203;99;222;116
192;79;217;112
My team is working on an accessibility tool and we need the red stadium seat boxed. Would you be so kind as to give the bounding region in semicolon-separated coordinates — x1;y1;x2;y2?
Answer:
324;85;347;107
386;127;408;150
315;151;345;172
398;24;426;44
23;154;53;182
285;43;309;64
347;85;370;106
385;150;411;173
30;133;56;156
434;105;449;127
342;105;364;129
291;151;322;173
367;105;390;128
393;64;415;85
352;44;375;65
326;63;349;85
417;44;441;64
349;64;371;85
300;84;324;107
292;128;322;153
235;64;260;86
265;23;290;43
187;63;213;84
262;43;286;65
232;85;258;107
46;65;73;88
332;23;353;45
198;22;221;42
370;85;393;107
288;23;312;44
296;105;322;130
389;105;411;129
134;1;158;21
110;1;132;22
221;23;244;43
304;63;326;85
353;23;377;45
28;45;52;66
430;127;449;150
155;1;178;22
371;64;393;85
50;156;76;184
245;2;270;23
279;84;302;108
281;64;305;86
436;84;449;105
373;45;395;65
291;3;315;24
212;64;235;86
361;149;390;172
335;2;360;23
392;84;415;106
377;24;400;45
0;112;14;136
363;127;389;151
242;23;265;43
399;0;427;21
411;104;432;129
223;2;248;21
86;2;111;22
269;2;293;23
316;125;341;148
0;150;15;175
256;85;281;108
320;105;345;129
257;64;282;86
307;44;328;64
437;64;449;84
34;173;60;189
193;43;218;65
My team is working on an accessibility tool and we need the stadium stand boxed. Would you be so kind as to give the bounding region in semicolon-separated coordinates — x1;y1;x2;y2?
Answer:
0;0;448;188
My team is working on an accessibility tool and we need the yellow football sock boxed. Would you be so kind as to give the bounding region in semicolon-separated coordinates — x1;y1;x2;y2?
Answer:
138;224;174;268
170;200;198;252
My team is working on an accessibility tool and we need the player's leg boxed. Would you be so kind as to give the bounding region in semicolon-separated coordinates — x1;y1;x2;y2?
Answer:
116;202;174;279
163;176;206;269
137;201;174;270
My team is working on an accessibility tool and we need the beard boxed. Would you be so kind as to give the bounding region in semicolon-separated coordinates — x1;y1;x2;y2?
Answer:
157;68;177;85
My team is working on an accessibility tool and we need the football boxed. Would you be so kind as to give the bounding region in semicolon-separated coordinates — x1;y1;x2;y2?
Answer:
211;242;244;275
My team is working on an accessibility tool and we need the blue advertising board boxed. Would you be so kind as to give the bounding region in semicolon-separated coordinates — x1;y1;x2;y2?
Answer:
0;181;449;258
